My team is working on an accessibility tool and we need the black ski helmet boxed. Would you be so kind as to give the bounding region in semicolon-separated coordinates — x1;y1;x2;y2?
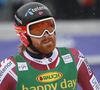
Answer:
14;2;54;54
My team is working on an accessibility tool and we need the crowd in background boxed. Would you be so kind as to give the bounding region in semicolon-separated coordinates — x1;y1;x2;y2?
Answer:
0;0;100;21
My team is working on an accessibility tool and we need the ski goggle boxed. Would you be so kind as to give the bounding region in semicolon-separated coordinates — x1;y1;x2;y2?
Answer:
14;17;56;38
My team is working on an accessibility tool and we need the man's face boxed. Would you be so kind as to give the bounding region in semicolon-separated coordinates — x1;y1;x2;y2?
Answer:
30;32;56;54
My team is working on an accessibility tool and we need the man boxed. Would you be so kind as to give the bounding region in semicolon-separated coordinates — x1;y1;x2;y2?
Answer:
0;2;100;90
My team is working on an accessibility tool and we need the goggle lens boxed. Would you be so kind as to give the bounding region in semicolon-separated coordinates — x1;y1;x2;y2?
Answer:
29;19;54;36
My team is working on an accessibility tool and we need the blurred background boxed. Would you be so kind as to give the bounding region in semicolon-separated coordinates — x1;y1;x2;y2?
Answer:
0;0;100;89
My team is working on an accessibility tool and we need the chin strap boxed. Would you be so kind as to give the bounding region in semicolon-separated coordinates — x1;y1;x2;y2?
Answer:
28;44;43;54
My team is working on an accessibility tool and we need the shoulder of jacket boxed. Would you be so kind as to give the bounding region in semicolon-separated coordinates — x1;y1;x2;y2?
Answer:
0;57;16;67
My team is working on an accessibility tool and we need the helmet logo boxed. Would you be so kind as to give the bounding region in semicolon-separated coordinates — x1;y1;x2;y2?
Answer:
25;8;34;17
25;6;48;17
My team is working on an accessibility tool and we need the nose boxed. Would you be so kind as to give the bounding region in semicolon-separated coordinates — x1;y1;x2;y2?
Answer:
43;31;50;38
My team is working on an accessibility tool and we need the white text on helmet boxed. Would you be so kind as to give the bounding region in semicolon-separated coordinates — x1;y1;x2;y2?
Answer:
32;6;48;13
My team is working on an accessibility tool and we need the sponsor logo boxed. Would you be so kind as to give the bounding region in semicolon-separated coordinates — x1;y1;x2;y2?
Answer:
15;27;22;30
25;6;48;16
36;72;63;83
78;51;92;75
22;79;76;90
0;60;15;84
17;62;28;71
62;54;73;64
34;59;43;63
90;75;100;90
25;8;34;17
84;59;92;76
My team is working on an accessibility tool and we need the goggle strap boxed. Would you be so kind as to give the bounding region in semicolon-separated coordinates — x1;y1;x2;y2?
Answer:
14;23;26;32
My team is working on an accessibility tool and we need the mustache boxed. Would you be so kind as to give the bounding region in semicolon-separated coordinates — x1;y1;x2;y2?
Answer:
41;37;53;43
